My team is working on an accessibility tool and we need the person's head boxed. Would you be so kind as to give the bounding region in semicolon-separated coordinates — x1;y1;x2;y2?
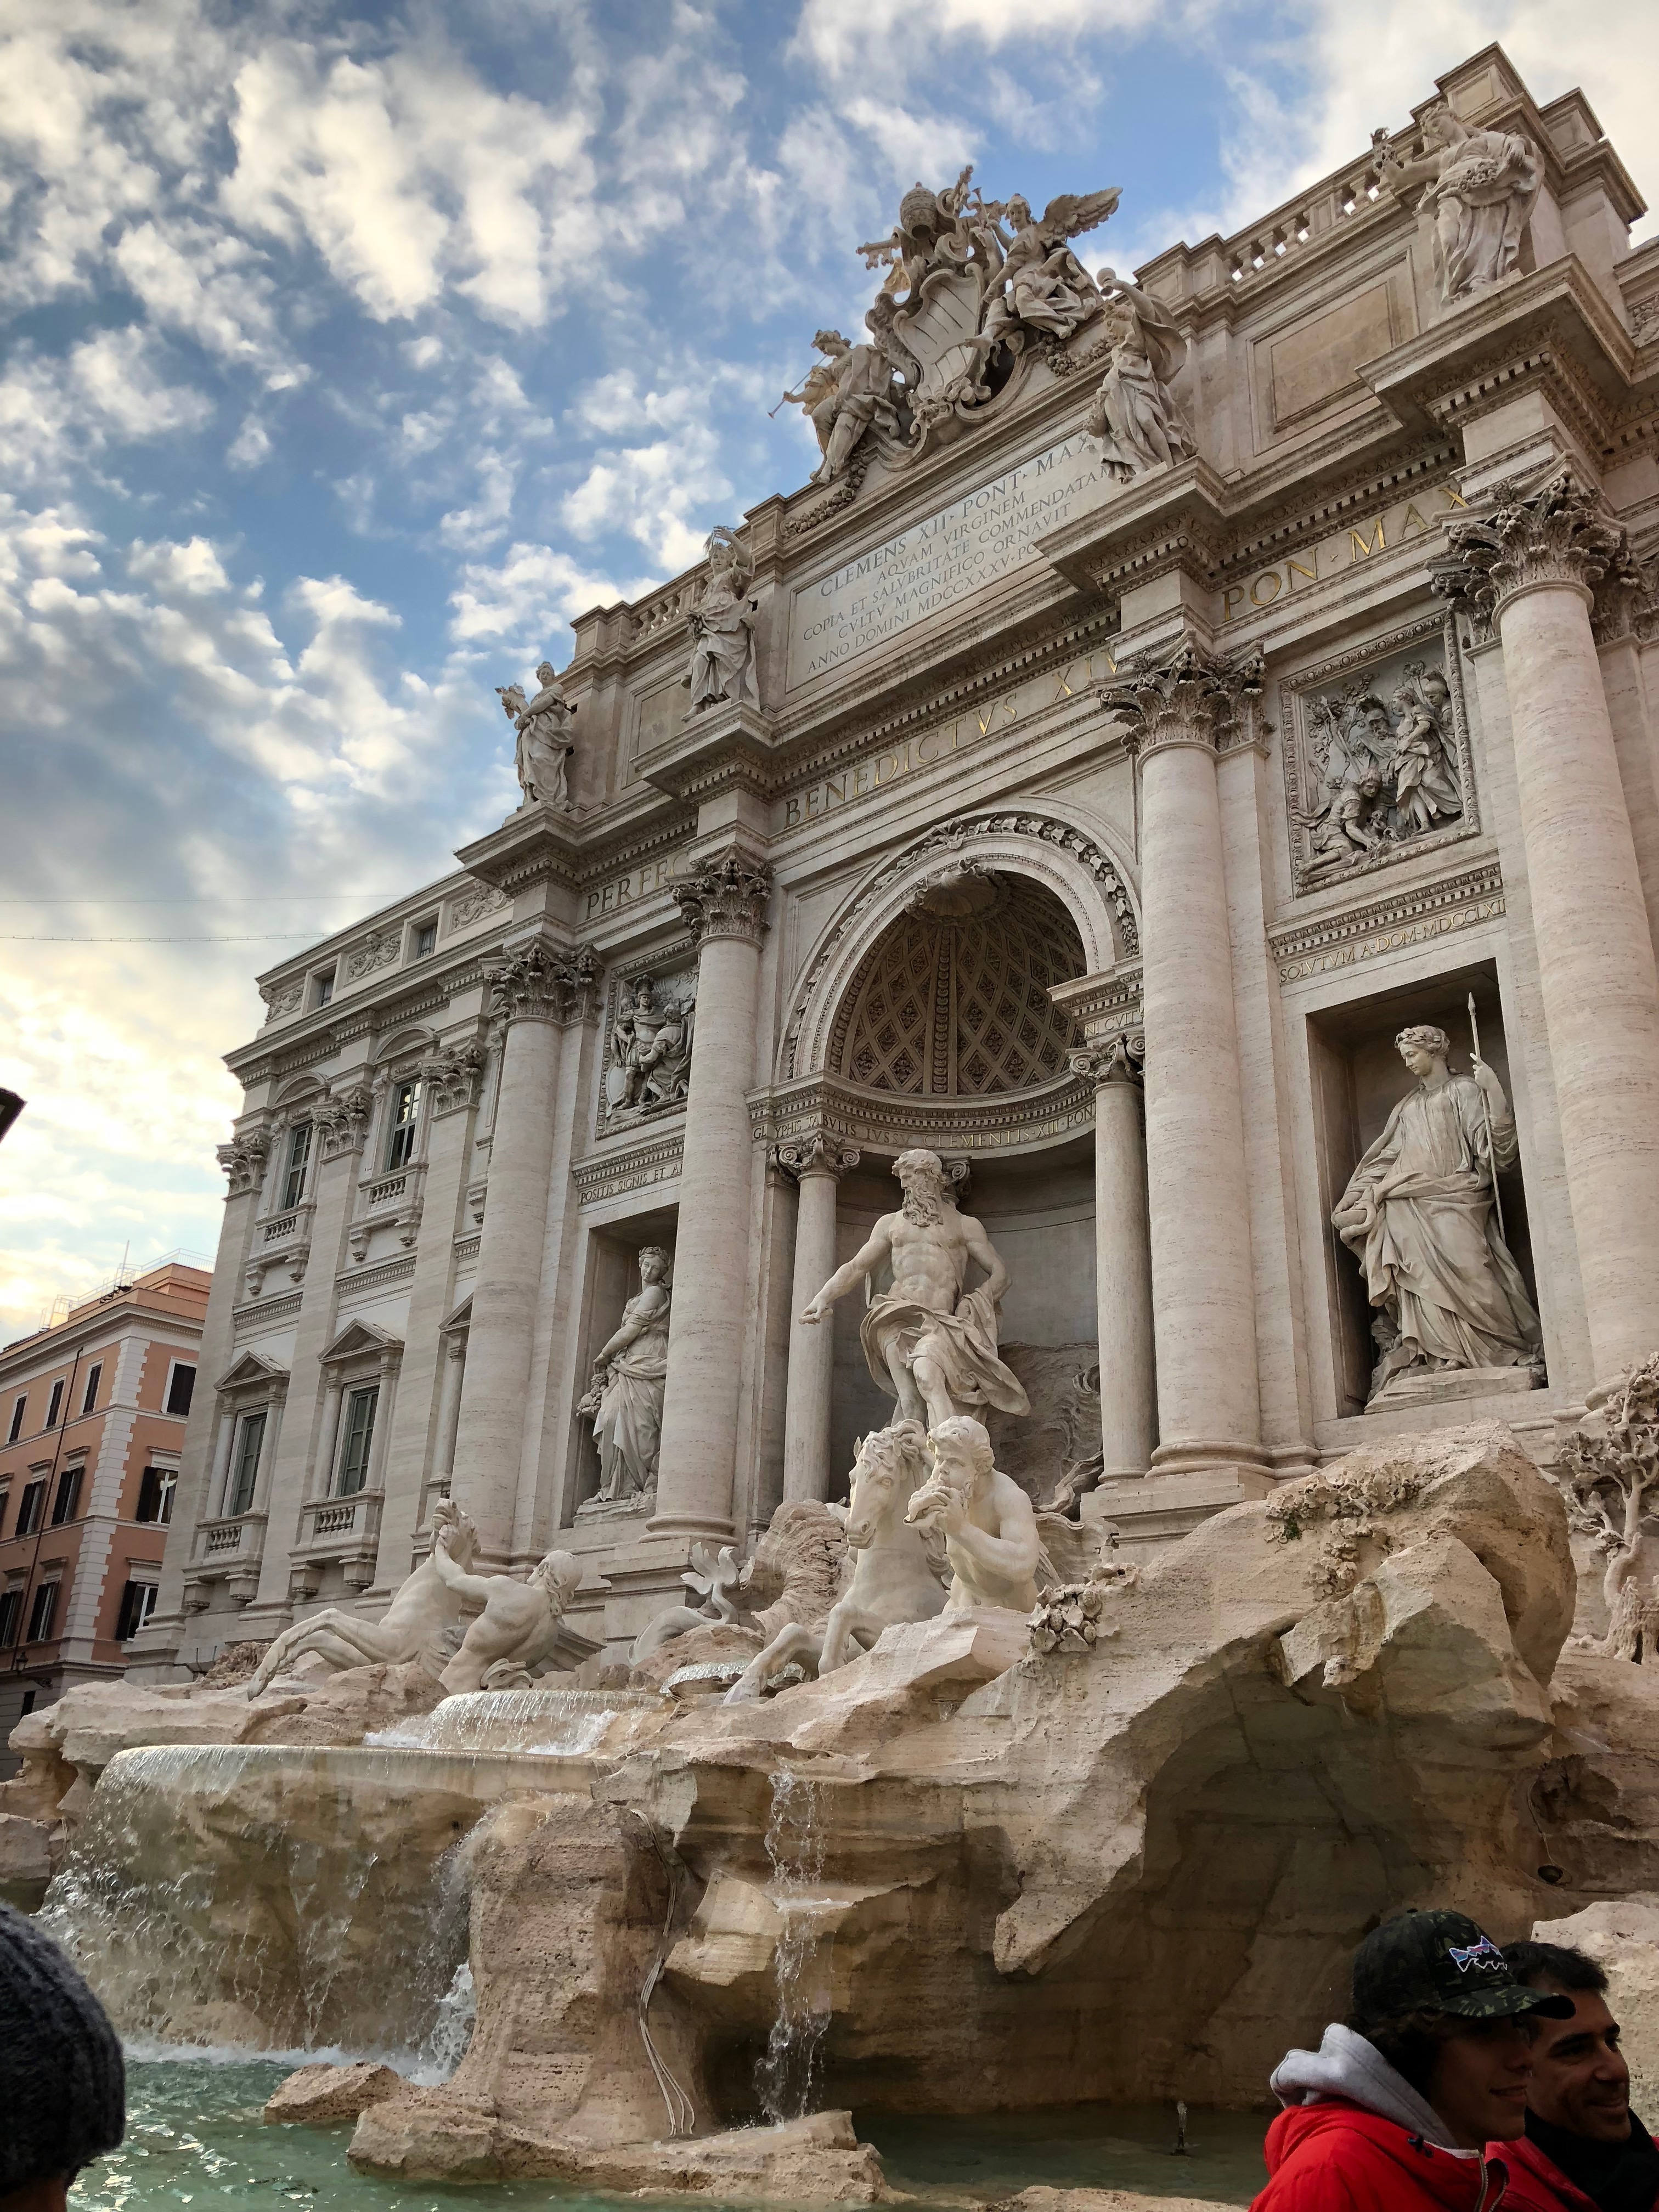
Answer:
1005;194;1033;231
1350;1911;1573;2148
812;327;850;358
535;661;558;688
0;1903;125;2212
637;1245;670;1287
1504;1940;1631;2143
529;1547;583;1604
893;1148;952;1225
1396;1023;1452;1080
928;1415;995;1495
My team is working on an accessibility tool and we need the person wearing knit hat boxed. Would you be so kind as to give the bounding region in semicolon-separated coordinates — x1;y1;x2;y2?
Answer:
0;1902;125;2212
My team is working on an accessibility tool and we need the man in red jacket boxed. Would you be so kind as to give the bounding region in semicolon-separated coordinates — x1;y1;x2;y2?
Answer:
1494;1939;1659;2212
1254;1910;1573;2212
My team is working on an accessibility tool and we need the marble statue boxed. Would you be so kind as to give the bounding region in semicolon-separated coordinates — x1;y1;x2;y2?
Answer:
244;1497;481;1692
686;528;759;713
798;1146;1030;1429
1331;1023;1542;1397
577;1245;672;1515
777;322;911;484
975;188;1120;349
498;662;575;809
430;1527;584;1694
724;1421;946;1702
1298;662;1462;878
607;977;695;1117
1375;105;1541;304
1086;270;1197;477
1557;1352;1659;1661
905;1415;1042;1614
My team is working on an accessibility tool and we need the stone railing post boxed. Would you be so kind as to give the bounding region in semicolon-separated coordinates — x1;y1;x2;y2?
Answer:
449;936;593;1556
1437;472;1659;1379
1099;640;1265;1480
650;853;772;1541
775;1132;861;1503
1070;1036;1155;1479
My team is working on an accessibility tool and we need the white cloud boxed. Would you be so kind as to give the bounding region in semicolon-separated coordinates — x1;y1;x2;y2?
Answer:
447;540;654;653
0;326;211;486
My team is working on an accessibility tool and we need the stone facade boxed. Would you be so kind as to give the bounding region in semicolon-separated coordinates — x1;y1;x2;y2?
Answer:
136;47;1659;1672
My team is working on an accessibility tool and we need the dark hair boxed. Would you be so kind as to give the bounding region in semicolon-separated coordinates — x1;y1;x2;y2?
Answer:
1503;1940;1608;1995
1351;2008;1528;2099
0;1902;125;2192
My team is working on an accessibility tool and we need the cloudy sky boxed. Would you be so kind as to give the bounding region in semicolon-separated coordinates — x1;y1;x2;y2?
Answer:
0;0;1653;1343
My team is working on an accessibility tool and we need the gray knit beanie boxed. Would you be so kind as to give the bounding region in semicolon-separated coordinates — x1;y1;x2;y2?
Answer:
0;1903;125;2190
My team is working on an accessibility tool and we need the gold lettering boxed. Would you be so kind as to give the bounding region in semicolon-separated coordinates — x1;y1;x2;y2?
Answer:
806;786;822;816
1222;584;1246;622
825;774;847;807
785;796;802;827
977;706;994;735
1399;504;1430;540
1001;699;1017;725
1349;520;1386;561
1251;569;1283;606
585;890;601;919
853;763;870;796
1098;646;1119;674
600;883;615;912
1053;662;1077;702
1288;555;1317;589
1440;484;1469;510
917;728;942;765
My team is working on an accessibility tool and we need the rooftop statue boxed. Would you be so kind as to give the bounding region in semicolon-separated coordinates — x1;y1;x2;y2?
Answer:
498;661;575;810
1086;270;1197;478
686;527;759;712
798;1146;1030;1430
429;1527;585;1694
1374;104;1541;304
776;317;915;485
975;189;1121;351
1331;1022;1543;1400
905;1414;1042;1615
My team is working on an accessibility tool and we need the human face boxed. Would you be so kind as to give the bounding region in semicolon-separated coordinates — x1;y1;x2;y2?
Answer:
1398;1040;1435;1079
1525;1988;1631;2143
1427;2017;1537;2146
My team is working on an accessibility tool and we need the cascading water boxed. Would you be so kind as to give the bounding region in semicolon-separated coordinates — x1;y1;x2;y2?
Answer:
755;1765;837;2124
366;1684;662;1756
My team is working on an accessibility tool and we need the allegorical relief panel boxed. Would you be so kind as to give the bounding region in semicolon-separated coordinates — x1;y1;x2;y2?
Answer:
1282;619;1476;896
597;961;697;1137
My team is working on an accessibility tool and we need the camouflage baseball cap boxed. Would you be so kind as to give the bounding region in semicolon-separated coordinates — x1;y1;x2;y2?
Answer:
1353;1911;1575;2023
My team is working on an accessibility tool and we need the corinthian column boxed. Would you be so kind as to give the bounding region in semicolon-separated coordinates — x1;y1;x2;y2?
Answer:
1070;1036;1155;1478
1100;641;1265;1476
1439;473;1659;1380
650;853;772;1541
449;937;593;1555
775;1132;860;1503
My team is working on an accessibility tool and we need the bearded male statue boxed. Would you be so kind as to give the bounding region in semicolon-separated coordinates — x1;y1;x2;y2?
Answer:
799;1147;1030;1430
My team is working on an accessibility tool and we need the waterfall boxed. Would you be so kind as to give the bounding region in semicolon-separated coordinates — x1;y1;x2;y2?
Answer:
366;1685;662;1755
41;1743;493;2064
755;1766;836;2124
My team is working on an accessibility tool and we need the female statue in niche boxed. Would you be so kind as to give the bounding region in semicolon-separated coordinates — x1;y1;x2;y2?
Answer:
1332;1024;1542;1400
576;1245;672;1513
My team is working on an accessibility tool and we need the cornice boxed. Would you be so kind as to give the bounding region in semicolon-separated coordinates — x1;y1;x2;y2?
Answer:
750;1070;1096;1157
231;1289;302;1333
1269;859;1505;983
572;1128;686;1207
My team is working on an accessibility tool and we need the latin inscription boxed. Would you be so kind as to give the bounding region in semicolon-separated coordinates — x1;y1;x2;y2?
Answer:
1222;482;1469;623
778;647;1119;831
583;851;686;923
787;435;1117;687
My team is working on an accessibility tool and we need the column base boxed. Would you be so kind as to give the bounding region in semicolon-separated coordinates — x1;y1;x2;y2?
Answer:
644;1511;738;1544
1149;1438;1273;1481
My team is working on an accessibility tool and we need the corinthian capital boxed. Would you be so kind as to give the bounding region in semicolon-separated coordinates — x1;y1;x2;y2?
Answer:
487;940;599;1027
1098;637;1263;763
674;851;772;945
217;1128;270;1197
1070;1033;1145;1087
771;1131;860;1181
1432;471;1631;645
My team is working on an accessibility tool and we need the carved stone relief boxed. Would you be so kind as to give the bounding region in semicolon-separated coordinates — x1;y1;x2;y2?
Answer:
1281;622;1476;894
343;930;399;983
447;880;510;933
601;966;697;1132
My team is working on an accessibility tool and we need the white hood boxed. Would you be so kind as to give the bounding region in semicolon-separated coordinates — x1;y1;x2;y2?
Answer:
1270;2021;1468;2155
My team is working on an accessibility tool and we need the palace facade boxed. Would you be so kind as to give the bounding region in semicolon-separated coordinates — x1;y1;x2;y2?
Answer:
136;47;1659;1671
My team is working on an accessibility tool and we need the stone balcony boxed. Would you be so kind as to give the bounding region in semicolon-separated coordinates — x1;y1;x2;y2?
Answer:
348;1163;425;1264
182;1511;267;1610
289;1487;383;1598
245;1200;314;1299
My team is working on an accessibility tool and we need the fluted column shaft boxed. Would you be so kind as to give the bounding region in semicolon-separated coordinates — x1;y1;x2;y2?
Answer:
651;856;772;1539
777;1136;860;1503
1103;642;1263;1471
450;940;589;1554
1445;475;1659;1378
1073;1040;1155;1477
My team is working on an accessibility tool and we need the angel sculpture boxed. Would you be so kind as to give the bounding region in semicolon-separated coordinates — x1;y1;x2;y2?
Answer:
975;188;1121;351
777;317;915;484
686;527;758;712
498;661;574;810
1086;270;1197;477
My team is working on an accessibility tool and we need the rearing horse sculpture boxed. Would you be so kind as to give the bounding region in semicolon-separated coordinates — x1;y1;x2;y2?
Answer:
723;1421;947;1704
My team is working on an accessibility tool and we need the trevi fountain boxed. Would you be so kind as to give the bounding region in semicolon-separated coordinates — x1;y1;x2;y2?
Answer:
13;44;1659;2212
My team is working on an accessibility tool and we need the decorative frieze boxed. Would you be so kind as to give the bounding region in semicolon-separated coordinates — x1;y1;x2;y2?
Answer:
752;1072;1094;1159
1268;860;1505;984
335;1253;419;1301
1432;470;1633;645
259;980;303;1023
231;1289;302;1333
674;853;772;945
447;879;510;933
343;928;400;982
573;1129;686;1209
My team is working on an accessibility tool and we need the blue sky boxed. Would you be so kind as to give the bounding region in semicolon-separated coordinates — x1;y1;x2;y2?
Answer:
1;0;1653;1341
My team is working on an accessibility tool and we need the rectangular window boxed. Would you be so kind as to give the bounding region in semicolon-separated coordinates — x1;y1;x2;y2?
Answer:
384;1080;421;1172
165;1364;196;1417
335;1385;378;1496
15;1481;46;1538
45;1379;64;1429
136;1466;177;1525
413;918;437;959
50;1465;83;1526
7;1396;24;1444
26;1581;59;1644
80;1362;103;1416
225;1411;266;1516
314;968;335;1008
0;1493;7;1539
281;1121;312;1211
115;1581;158;1641
0;1589;21;1649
